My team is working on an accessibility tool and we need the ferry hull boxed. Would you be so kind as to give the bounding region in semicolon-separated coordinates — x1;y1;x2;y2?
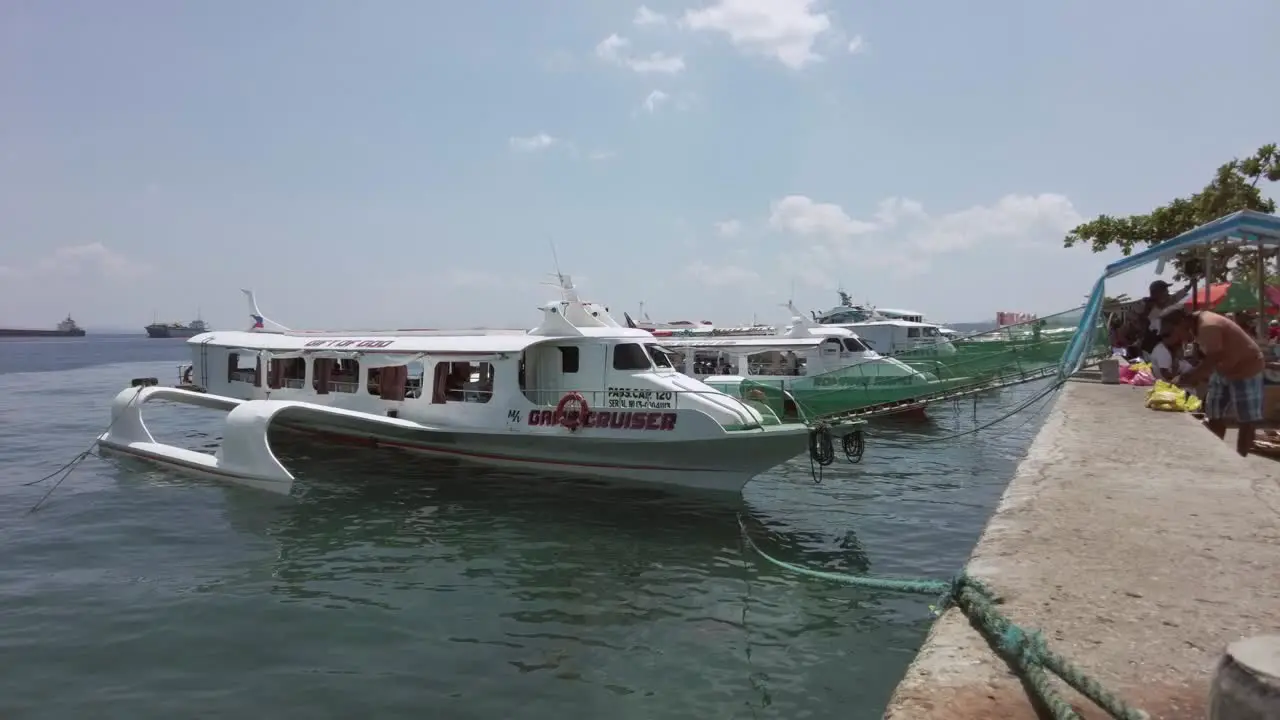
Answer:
97;386;810;496
277;421;805;493
0;327;86;337
145;326;203;339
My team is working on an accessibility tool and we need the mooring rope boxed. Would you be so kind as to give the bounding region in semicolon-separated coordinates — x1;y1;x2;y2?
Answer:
20;385;146;514
884;379;1064;446
736;516;1149;720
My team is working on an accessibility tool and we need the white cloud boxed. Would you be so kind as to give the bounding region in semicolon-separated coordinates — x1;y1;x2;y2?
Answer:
643;89;670;113
846;34;865;54
1;242;151;284
36;242;151;280
588;150;617;161
693;193;1085;291
714;219;743;237
912;194;1083;253
508;133;558;152
627;53;685;74
681;0;835;69
634;5;668;26
595;33;685;74
596;33;630;63
682;260;760;287
769;195;878;238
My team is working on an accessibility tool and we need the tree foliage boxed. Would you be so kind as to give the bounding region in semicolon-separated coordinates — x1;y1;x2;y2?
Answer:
1063;144;1280;282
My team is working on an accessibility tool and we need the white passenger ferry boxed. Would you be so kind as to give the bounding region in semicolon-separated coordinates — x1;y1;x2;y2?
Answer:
810;292;957;355
97;282;823;495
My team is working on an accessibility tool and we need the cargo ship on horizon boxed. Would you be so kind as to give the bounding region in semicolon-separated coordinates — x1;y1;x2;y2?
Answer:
0;314;87;338
145;316;208;339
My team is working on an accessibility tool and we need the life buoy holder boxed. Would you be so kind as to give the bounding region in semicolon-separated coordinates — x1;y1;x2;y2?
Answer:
554;392;589;431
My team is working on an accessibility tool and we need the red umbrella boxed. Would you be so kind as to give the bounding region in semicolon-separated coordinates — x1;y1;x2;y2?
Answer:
1183;282;1231;308
1182;282;1280;313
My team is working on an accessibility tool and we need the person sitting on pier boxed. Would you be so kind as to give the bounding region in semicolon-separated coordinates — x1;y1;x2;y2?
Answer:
1149;330;1191;384
1165;308;1266;457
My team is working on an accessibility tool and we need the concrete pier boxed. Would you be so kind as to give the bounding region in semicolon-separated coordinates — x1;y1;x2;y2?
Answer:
882;381;1280;720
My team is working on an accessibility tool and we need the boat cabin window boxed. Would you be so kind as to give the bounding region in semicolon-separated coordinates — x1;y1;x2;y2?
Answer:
406;362;425;399
431;361;494;404
559;347;579;374
649;345;675;369
363;361;417;399
692;350;736;376
922;327;940;338
329;359;360;393
227;352;259;385
267;357;307;389
747;350;802;376
907;328;921;338
842;338;869;352
612;343;652;371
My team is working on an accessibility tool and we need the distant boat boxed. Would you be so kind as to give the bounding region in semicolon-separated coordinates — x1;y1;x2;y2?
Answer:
145;318;208;339
0;314;87;338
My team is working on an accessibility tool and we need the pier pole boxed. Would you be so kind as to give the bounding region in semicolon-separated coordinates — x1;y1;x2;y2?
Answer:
1209;635;1280;720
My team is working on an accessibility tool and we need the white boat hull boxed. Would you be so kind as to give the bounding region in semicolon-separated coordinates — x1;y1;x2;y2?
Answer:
97;386;810;495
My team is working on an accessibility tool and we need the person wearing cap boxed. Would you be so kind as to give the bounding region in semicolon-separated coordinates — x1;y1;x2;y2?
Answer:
1138;280;1190;356
1166;307;1266;456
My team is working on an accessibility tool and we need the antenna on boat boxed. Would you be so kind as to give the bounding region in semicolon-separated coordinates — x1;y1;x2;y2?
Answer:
549;239;568;289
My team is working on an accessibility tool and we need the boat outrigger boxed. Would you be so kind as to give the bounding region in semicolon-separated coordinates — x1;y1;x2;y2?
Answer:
97;281;864;495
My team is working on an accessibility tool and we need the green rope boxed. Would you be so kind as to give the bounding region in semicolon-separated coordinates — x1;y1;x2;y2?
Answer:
736;517;1148;720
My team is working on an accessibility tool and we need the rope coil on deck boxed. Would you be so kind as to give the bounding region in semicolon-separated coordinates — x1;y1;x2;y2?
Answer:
736;515;1149;720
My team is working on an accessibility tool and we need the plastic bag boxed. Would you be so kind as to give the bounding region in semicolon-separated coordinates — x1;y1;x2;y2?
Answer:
1145;380;1202;413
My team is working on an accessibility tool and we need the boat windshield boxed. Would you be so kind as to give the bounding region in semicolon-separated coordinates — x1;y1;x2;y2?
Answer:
648;345;676;370
842;338;869;352
613;343;654;371
822;308;875;324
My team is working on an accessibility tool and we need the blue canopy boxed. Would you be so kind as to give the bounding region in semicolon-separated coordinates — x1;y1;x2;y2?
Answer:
1060;210;1280;377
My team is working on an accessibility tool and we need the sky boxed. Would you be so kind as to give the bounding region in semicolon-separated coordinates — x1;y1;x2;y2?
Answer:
2;0;1278;332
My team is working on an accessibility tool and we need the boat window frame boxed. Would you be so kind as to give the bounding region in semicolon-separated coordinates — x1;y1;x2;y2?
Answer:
647;344;676;370
841;337;869;352
558;346;580;374
612;342;654;371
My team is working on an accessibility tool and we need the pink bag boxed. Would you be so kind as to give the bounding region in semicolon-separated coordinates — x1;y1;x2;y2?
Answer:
1130;369;1155;386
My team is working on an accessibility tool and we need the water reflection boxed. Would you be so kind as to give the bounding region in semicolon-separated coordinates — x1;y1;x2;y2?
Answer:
106;445;908;718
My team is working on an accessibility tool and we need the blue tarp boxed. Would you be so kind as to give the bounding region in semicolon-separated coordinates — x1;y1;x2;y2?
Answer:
1059;210;1280;378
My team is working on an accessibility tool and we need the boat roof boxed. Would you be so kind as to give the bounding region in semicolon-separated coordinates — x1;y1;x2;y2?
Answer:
655;336;826;352
832;319;940;329
189;327;658;355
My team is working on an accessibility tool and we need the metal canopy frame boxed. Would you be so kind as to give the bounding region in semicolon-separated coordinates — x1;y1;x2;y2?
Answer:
1062;210;1280;377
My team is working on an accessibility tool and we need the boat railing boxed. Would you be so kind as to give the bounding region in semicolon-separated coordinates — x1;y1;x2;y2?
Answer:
521;387;769;430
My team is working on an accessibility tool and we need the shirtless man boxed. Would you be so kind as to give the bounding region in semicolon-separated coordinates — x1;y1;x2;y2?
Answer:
1165;308;1266;456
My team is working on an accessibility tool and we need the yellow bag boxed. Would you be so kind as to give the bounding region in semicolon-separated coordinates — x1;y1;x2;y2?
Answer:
1145;380;1202;413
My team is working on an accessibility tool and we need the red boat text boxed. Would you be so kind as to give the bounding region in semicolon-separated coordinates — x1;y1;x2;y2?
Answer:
527;409;677;431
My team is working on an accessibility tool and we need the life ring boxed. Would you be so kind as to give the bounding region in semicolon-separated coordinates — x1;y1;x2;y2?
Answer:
554;392;589;431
